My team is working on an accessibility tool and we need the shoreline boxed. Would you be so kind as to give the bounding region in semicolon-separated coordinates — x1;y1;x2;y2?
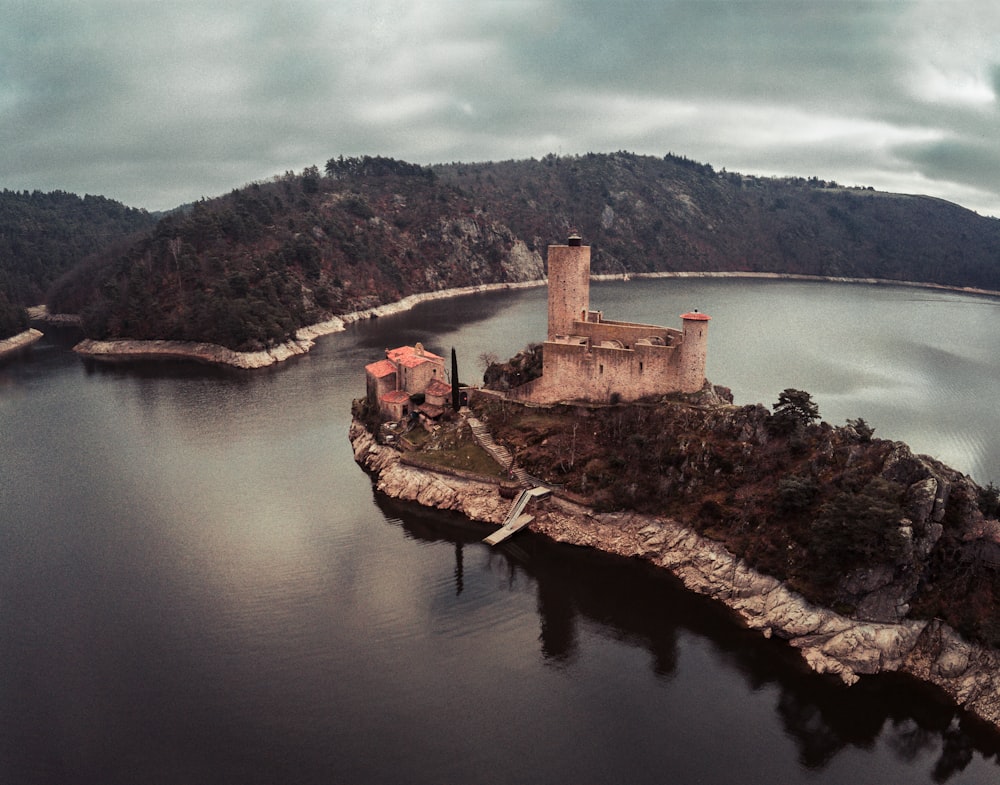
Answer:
0;328;44;360
73;336;318;370
349;417;1000;734
26;304;82;326
70;280;546;368
593;270;1000;299
67;271;1000;369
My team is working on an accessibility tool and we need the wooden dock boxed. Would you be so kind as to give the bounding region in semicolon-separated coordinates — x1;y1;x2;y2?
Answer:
483;514;535;546
483;487;551;546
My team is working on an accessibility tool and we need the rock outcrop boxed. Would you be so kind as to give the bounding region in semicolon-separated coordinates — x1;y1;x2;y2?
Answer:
350;417;1000;732
350;421;509;525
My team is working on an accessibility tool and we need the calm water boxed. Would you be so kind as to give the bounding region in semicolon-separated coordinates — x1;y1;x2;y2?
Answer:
1;280;999;784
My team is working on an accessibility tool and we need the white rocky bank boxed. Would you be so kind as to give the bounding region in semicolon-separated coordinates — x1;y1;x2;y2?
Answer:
0;328;43;359
71;281;544;368
350;419;1000;731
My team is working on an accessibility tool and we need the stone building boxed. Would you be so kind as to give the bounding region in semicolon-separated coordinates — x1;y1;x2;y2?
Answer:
365;343;446;420
513;233;710;404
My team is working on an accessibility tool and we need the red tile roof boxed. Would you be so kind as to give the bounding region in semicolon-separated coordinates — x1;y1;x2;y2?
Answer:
365;359;397;377
381;390;411;404
424;378;453;397
386;345;444;367
396;354;435;369
680;312;711;321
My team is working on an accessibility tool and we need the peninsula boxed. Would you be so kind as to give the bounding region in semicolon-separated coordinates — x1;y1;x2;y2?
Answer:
351;234;1000;733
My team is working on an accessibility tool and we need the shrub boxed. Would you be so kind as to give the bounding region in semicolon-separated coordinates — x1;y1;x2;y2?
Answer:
978;482;1000;519
802;478;906;586
845;417;875;442
777;474;819;514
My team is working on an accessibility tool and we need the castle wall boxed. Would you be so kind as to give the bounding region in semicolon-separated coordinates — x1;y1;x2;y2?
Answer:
547;244;590;338
367;372;396;405
522;339;686;403
399;359;444;394
570;319;678;347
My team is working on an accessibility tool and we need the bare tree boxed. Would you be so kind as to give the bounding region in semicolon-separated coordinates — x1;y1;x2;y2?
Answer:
478;351;499;372
168;236;185;310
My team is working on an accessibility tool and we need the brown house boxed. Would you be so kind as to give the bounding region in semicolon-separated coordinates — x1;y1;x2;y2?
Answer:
365;343;446;420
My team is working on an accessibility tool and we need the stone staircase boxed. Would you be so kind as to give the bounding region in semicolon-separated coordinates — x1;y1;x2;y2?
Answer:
464;413;533;486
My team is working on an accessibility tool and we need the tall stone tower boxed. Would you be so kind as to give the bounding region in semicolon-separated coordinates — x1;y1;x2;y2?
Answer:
546;232;590;338
678;311;711;392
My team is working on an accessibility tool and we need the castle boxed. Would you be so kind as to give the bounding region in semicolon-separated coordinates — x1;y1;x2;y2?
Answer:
364;233;710;419
511;233;710;404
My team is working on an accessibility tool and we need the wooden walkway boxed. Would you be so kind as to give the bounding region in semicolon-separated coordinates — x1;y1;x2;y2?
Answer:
483;486;551;546
462;410;550;546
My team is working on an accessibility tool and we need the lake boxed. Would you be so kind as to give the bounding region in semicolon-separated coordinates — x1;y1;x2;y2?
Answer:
1;279;999;784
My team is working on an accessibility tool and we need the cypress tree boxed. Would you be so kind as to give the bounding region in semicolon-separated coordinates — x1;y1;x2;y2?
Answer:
451;347;460;411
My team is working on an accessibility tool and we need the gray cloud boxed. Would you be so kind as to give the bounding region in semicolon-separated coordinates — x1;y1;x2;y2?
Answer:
900;138;1000;192
2;0;1000;216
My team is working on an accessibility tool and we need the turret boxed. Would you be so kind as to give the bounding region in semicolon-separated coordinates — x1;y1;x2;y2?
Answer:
678;310;710;392
546;232;590;338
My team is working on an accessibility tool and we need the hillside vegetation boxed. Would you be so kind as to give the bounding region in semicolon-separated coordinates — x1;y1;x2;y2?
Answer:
43;152;1000;351
0;190;156;339
468;390;1000;649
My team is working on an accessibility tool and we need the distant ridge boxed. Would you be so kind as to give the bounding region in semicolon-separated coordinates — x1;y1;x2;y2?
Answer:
27;152;1000;351
0;189;156;338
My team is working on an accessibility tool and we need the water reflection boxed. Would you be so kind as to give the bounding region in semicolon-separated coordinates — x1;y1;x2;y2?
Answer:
374;493;1000;782
7;280;1000;783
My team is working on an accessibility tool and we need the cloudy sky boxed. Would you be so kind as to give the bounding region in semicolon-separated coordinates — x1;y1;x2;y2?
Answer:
3;1;1000;215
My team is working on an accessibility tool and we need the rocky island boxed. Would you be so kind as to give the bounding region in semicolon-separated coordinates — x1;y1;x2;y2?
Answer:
350;388;1000;733
350;234;1000;733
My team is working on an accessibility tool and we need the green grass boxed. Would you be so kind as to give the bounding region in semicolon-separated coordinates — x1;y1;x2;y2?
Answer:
413;439;507;478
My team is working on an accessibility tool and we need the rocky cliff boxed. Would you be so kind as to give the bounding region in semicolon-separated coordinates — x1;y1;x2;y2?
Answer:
350;417;1000;732
470;393;1000;638
350;421;509;525
529;505;1000;730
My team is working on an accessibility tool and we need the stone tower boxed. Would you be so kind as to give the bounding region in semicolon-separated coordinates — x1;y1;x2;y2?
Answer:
546;233;590;338
678;311;711;392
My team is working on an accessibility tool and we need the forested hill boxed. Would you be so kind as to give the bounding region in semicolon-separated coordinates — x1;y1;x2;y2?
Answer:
46;152;1000;352
0;190;156;338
